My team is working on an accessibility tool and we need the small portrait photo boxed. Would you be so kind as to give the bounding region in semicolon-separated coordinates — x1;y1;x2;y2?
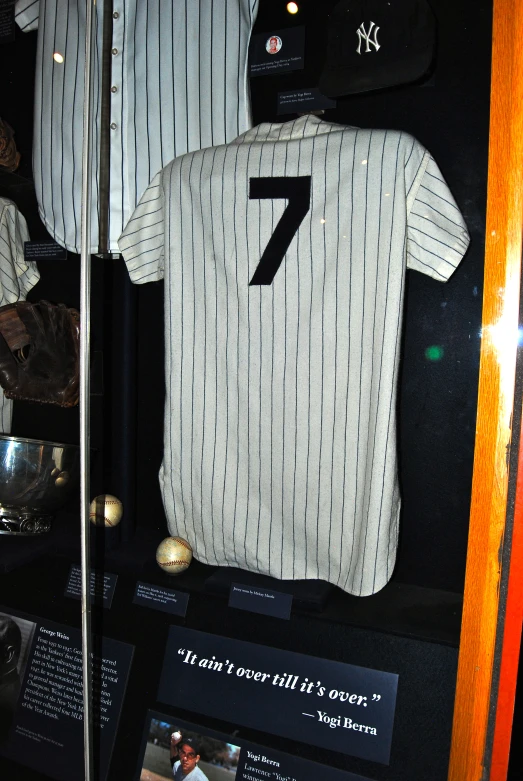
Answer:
265;35;282;55
140;718;240;781
0;612;36;745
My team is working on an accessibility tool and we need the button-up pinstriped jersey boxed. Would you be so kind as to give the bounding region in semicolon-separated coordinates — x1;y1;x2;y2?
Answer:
119;117;470;596
15;0;259;254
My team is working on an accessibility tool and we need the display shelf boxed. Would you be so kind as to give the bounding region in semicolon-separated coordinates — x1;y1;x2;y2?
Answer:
37;520;464;647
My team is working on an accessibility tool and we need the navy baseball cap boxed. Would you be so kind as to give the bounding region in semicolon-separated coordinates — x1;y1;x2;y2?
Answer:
319;0;436;97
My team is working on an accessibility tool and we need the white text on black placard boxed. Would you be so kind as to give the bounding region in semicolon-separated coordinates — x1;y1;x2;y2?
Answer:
277;87;336;115
249;26;305;76
65;564;117;608
229;582;292;619
0;0;15;44
24;240;68;260
0;606;133;781
133;582;189;617
158;626;398;764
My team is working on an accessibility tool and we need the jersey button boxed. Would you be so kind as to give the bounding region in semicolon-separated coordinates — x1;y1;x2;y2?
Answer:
111;86;118;93
111;48;118;56
113;11;119;19
110;123;117;130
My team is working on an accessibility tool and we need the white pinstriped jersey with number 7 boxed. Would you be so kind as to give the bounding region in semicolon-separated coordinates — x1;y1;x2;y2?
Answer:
119;115;470;597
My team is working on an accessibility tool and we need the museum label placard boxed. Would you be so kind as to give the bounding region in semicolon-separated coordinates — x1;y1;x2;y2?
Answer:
157;626;398;764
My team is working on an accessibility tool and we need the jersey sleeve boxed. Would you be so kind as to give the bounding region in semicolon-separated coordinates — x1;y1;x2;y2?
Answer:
405;141;470;282
0;199;40;305
15;0;39;32
118;171;165;284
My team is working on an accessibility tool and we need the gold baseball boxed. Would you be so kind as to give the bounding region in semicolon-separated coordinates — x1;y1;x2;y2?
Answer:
156;537;193;574
89;494;123;527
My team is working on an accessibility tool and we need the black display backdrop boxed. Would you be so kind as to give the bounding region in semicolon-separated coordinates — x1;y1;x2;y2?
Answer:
0;1;492;780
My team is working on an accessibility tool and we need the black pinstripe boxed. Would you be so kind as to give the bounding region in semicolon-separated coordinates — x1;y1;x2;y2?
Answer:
303;127;316;577
279;128;290;578
39;2;49;239
341;131;359;584
58;1;69;244
166;162;177;528
220;143;231;565
242;124;261;567
197;151;209;561
208;146;220;561
353;131;372;594
231;142;242;566
93;5;101;238
366;135;406;592
254;137;264;571
362;131;387;589
145;0;152;184
70;5;80;244
210;0;214;147
326;131;342;584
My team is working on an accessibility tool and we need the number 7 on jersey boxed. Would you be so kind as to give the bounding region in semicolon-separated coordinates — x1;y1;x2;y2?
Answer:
249;176;312;285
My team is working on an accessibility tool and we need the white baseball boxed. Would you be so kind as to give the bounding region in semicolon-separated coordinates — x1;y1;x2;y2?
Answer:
172;731;182;741
89;494;123;527
156;537;193;574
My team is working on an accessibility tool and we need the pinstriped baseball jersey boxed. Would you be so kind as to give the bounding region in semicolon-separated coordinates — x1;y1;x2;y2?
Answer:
0;198;40;432
119;116;470;596
15;0;258;254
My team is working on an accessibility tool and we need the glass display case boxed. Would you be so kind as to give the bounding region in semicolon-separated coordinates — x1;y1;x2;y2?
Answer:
0;2;522;780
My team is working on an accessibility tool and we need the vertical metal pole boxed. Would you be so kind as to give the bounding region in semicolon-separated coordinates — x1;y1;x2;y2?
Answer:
80;1;96;779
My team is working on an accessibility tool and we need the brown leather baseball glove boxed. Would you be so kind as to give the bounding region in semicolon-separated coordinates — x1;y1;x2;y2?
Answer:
0;301;80;407
0;119;21;173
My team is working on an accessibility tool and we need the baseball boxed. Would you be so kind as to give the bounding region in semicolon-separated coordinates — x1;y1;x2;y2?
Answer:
89;494;123;527
156;537;193;574
172;731;182;741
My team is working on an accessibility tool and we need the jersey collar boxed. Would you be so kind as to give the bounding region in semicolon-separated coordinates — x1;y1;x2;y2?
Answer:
236;115;346;144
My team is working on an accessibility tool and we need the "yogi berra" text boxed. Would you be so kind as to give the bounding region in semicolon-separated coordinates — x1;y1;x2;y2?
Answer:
317;710;377;735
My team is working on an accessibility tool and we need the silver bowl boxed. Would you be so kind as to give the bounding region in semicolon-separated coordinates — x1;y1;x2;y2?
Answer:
0;435;80;535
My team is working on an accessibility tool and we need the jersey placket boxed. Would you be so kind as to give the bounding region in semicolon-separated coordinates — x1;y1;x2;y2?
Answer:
108;4;125;252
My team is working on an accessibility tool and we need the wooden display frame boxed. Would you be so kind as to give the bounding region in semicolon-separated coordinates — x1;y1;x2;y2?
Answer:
448;0;523;778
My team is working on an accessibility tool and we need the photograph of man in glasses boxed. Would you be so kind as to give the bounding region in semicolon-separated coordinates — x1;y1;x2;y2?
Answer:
170;734;209;781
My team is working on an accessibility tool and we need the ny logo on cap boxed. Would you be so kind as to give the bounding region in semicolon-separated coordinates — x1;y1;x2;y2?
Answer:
356;21;381;54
